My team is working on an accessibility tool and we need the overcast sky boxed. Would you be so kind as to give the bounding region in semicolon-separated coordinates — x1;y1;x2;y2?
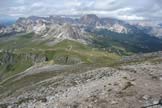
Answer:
0;0;162;20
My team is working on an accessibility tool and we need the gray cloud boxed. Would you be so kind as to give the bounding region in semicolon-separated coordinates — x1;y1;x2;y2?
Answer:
0;0;162;20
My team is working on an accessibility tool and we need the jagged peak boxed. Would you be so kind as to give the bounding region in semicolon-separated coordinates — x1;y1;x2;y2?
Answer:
80;14;100;25
81;14;99;19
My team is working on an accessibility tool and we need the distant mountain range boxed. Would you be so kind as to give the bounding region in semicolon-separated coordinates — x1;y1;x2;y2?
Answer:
128;20;162;38
0;14;131;37
0;14;162;54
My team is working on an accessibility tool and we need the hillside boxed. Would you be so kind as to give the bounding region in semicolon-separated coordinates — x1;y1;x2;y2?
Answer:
0;33;120;82
0;51;162;108
90;29;162;54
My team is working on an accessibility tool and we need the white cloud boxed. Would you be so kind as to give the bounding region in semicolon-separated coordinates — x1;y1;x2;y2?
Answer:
9;13;25;17
1;0;162;20
118;15;145;20
16;0;25;4
64;0;82;7
31;2;44;7
94;0;116;9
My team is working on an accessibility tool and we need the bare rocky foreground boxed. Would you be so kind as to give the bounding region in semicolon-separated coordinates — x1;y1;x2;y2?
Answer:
0;61;162;108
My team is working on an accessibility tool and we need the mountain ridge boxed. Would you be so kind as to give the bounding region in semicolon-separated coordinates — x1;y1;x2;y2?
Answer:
0;14;142;37
0;14;162;54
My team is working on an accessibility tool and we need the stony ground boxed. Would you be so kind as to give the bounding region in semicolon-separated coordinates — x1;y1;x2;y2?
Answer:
0;61;162;108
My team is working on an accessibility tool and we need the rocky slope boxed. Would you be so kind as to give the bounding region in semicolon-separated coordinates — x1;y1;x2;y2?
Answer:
0;52;162;108
41;23;89;44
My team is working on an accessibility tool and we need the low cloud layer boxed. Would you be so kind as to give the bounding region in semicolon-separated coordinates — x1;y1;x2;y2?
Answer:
0;0;162;20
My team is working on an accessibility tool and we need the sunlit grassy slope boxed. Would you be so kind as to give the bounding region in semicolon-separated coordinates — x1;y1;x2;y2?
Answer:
0;33;121;81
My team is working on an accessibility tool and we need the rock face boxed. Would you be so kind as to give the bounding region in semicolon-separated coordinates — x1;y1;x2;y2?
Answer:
42;23;87;42
0;51;47;65
80;14;130;33
80;14;100;25
0;51;48;81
